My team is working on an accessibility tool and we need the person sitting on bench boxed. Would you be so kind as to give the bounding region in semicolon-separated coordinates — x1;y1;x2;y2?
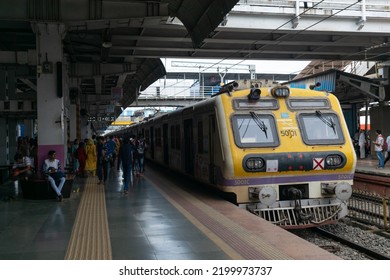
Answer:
42;150;66;202
12;153;34;181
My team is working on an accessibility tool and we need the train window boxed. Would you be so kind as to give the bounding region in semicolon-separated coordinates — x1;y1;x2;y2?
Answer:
170;125;175;149
287;98;330;110
176;125;180;149
155;127;162;147
231;113;279;147
198;121;204;154
298;112;345;145
233;98;278;110
171;124;181;150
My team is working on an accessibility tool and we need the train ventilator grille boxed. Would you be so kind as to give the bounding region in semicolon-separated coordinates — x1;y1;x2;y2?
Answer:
247;201;344;229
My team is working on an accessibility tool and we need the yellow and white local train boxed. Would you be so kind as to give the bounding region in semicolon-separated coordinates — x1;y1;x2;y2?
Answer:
113;80;356;228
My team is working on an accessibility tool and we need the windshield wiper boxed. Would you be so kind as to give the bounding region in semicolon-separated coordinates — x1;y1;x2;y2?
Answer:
315;110;336;134
239;118;251;138
250;111;268;138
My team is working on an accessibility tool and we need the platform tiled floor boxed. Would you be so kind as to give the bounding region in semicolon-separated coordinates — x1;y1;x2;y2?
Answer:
0;167;230;260
105;170;229;260
1;156;381;260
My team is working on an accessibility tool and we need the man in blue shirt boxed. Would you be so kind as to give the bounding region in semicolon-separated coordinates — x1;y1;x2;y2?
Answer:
104;135;117;168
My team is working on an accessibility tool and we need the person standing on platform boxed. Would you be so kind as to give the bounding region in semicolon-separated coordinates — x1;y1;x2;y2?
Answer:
358;129;366;159
105;135;117;169
71;139;79;174
384;134;390;166
132;136;140;175
136;136;147;176
119;137;133;194
76;141;87;177
30;137;38;170
96;136;108;184
116;138;123;172
372;129;385;169
114;137;120;169
66;140;72;168
42;150;66;201
17;136;30;157
85;138;97;176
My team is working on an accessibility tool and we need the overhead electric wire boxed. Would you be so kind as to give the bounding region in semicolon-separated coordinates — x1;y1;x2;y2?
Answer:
207;0;362;75
150;1;367;95
198;0;329;74
156;1;329;94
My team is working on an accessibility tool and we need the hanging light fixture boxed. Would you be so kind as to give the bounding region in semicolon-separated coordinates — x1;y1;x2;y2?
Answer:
102;28;112;48
102;41;112;48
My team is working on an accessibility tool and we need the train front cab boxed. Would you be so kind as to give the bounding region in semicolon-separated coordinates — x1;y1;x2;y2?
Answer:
214;83;356;228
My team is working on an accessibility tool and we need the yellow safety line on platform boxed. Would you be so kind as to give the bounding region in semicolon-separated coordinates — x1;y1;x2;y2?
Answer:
146;170;292;260
65;176;112;260
159;196;241;258
146;176;241;259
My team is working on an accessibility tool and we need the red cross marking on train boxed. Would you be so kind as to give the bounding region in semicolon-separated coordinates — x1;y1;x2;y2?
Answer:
313;158;324;170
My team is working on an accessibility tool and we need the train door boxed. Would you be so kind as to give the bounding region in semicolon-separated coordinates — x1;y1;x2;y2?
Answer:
163;123;169;165
183;119;194;175
150;126;154;160
342;104;359;138
209;115;216;184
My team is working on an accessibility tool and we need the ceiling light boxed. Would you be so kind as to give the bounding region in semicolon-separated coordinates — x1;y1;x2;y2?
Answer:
102;41;112;48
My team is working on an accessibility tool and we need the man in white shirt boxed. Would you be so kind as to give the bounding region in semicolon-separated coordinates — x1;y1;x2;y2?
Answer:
12;153;34;180
42;150;66;201
358;129;366;159
372;129;384;169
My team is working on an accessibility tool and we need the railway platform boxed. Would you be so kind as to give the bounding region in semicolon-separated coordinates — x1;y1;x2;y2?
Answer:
0;163;339;260
356;157;390;176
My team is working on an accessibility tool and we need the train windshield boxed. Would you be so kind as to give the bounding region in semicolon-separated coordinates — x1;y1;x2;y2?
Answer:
232;113;279;147
298;112;345;145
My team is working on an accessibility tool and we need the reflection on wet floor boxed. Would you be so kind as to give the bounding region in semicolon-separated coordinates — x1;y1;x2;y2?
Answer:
0;167;229;260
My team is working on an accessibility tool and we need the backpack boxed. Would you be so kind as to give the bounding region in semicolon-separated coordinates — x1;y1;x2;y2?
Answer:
383;140;388;152
137;141;144;154
73;148;78;160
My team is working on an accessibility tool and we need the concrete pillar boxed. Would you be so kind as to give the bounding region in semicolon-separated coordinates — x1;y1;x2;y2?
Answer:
34;23;67;172
0;119;18;165
68;78;80;142
80;116;93;140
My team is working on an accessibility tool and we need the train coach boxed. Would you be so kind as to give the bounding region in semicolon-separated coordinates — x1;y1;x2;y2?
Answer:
112;80;356;228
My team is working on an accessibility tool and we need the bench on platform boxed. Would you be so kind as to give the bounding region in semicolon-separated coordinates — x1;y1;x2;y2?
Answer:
0;165;11;184
20;176;74;200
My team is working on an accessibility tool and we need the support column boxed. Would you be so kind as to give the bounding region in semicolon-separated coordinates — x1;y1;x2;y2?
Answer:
34;23;67;172
68;79;79;142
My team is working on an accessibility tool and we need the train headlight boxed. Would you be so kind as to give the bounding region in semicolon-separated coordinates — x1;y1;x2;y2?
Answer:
271;86;290;98
325;155;343;167
245;157;264;171
247;88;261;101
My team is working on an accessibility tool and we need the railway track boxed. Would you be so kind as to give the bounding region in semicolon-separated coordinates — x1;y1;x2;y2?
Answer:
288;170;390;259
349;172;390;229
291;171;390;259
312;227;390;260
